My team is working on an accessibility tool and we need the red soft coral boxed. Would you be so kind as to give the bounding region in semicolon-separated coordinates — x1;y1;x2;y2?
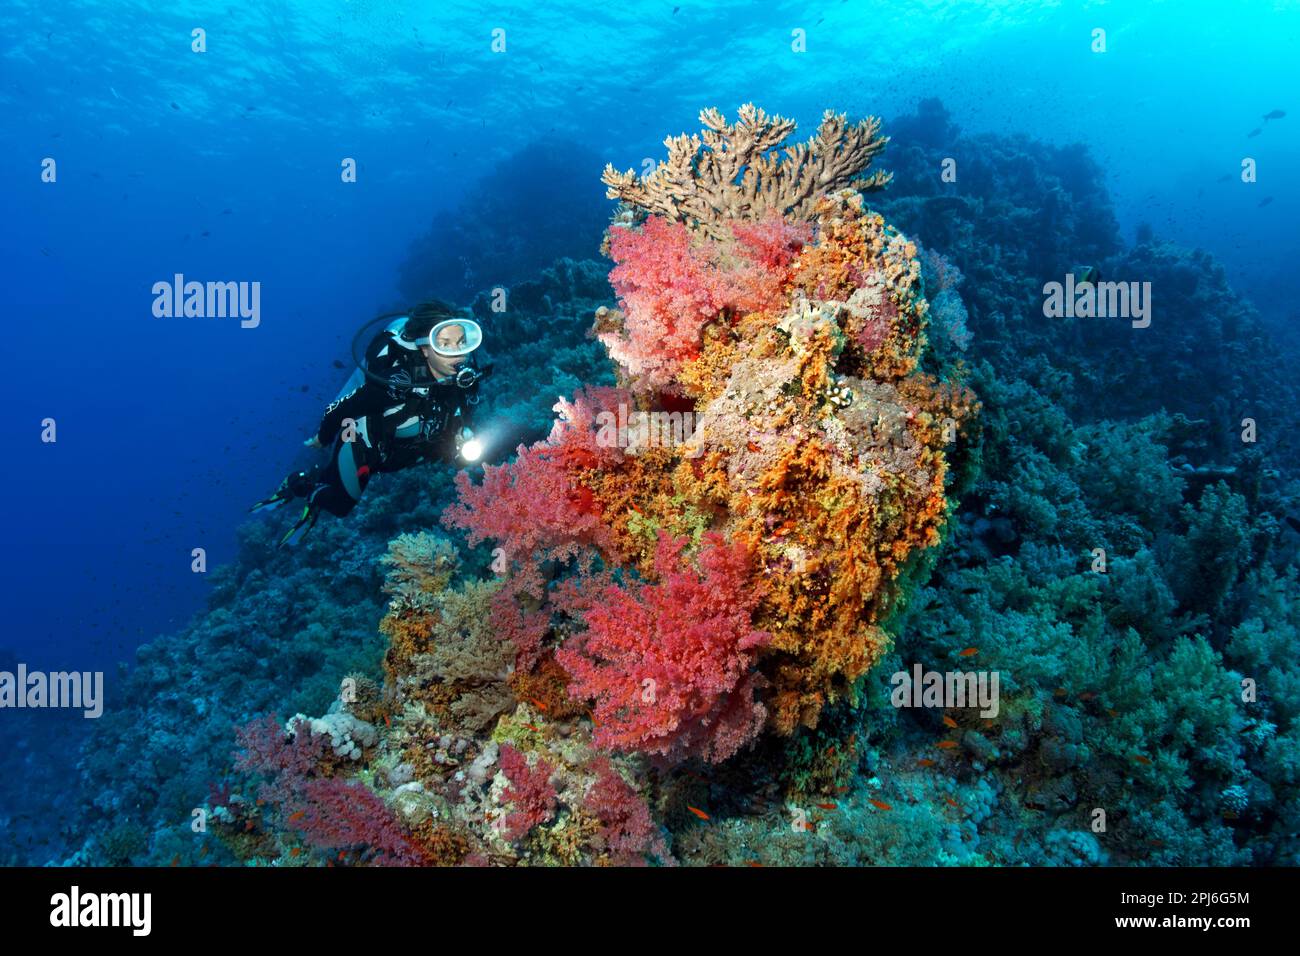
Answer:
233;714;331;804
289;778;429;866
498;744;558;840
441;386;624;598
604;216;808;390
233;715;425;866
555;530;771;765
584;757;672;865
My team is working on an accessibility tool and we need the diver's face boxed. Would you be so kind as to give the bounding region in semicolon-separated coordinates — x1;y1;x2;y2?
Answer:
422;324;467;377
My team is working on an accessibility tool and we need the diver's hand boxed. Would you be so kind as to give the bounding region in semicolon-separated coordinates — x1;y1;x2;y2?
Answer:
303;435;322;449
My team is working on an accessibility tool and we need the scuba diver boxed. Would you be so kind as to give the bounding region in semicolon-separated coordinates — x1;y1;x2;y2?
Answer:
252;300;493;546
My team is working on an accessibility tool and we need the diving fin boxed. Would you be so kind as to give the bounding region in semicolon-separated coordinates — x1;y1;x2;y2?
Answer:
250;489;291;513
278;503;320;548
251;469;319;514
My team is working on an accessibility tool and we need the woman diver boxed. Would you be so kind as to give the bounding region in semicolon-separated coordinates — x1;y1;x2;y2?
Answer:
253;300;492;546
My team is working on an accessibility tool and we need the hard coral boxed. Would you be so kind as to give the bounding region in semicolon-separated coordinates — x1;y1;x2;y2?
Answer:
602;103;891;240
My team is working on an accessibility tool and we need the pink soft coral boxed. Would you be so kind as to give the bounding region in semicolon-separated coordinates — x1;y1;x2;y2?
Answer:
441;385;623;598
498;744;558;840
604;215;807;390
555;530;771;764
233;715;425;866
233;714;331;805
584;757;672;865
290;778;429;866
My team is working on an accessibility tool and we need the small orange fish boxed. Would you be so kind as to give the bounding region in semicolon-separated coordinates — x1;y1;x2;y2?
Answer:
936;740;958;750
170;856;180;867
834;785;851;793
383;714;391;728
958;647;978;657
917;758;936;768
944;797;961;809
817;802;838;811
524;723;543;732
773;520;795;537
869;800;893;811
287;810;306;823
244;820;255;832
746;441;761;453
942;715;958;729
747;860;764;867
290;847;301;857
825;744;837;757
1133;754;1152;765
686;805;710;820
528;697;549;712
256;799;266;807
1106;708;1119;718
199;844;208;857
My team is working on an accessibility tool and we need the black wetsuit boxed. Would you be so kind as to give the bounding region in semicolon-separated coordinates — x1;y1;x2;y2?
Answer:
298;324;485;518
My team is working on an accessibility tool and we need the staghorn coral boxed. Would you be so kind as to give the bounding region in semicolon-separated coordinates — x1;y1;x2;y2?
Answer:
602;103;891;240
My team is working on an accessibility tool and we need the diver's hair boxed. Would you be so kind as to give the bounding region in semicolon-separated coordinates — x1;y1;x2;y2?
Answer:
402;300;461;341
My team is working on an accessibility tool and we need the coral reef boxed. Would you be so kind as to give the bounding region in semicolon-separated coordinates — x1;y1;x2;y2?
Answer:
52;97;1300;869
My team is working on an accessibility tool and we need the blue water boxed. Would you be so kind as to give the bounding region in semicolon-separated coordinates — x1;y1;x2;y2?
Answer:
1;0;1297;866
